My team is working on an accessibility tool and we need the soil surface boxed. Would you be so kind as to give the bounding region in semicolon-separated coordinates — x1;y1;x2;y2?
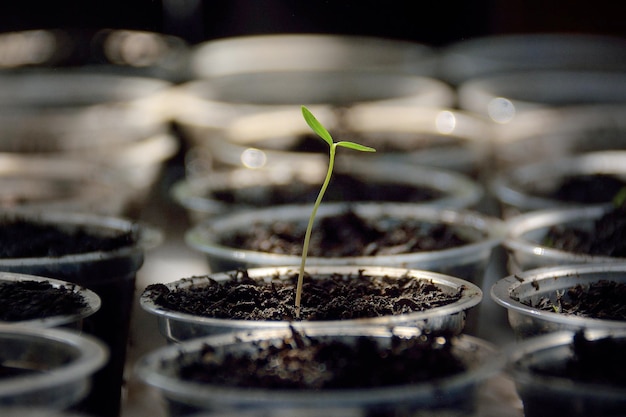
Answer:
0;280;88;321
524;280;626;321
221;209;473;257
530;331;626;386
145;269;465;321
211;172;442;206
179;329;466;389
0;218;135;258
543;204;626;257
539;173;626;204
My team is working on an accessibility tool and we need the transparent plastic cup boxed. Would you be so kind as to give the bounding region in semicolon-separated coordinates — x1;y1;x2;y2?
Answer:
140;265;482;343
172;72;456;153
172;158;485;224
504;329;626;417
491;263;626;339
0;325;107;410
185;202;504;287
0;271;100;330
135;326;501;417
189;33;438;78
458;70;626;124
491;151;626;218
439;33;626;86
187;106;491;177
503;204;623;273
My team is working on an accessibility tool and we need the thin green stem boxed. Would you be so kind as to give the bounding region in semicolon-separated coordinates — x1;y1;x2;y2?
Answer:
295;144;337;318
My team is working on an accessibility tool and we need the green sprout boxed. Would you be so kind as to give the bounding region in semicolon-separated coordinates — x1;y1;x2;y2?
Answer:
295;106;376;318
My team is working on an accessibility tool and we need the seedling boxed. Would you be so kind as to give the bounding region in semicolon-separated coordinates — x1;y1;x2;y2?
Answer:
295;106;375;317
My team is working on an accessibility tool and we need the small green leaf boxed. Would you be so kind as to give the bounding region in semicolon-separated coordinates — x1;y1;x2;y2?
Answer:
336;141;376;152
301;106;333;146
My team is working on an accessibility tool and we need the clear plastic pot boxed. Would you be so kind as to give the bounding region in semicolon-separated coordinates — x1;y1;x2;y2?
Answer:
189;33;438;78
0;154;130;216
491;151;626;218
491;263;626;339
140;265;482;343
0;324;107;410
172;158;485;224
492;104;626;170
504;329;626;417
0;70;171;152
0;28;189;82
188;106;491;177
172;72;456;151
458;70;626;124
185;202;504;286
503;204;622;273
439;33;626;86
0;70;178;218
135;326;501;417
0;271;100;330
0;208;162;417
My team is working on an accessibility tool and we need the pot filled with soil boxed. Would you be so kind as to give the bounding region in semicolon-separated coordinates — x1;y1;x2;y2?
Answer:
439;33;626;86
491;104;626;170
505;329;626;417
185;202;504;287
140;265;482;343
491;263;626;339
172;157;484;224
172;71;455;150
0;70;178;219
0;70;171;154
0;154;131;216
135;325;501;417
0;28;189;82
457;70;626;124
504;203;626;273
0;208;162;417
0;324;108;411
191;106;491;178
491;150;626;218
0;271;100;330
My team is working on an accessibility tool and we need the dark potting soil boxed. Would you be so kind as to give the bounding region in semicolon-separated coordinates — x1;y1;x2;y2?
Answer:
178;329;466;390
145;269;465;321
538;173;626;204
211;172;442;206
543;204;626;257
0;280;88;321
221;209;472;257
529;331;626;387
0;218;136;258
525;280;626;321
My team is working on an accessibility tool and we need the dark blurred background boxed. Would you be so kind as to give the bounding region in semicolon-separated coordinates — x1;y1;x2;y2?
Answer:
0;0;624;46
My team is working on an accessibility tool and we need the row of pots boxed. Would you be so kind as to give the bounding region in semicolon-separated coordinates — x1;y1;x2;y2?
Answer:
3;29;626;85
1;30;625;417
1;183;625;416
2;106;620;416
135;188;626;415
2;38;625;181
0;210;161;416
